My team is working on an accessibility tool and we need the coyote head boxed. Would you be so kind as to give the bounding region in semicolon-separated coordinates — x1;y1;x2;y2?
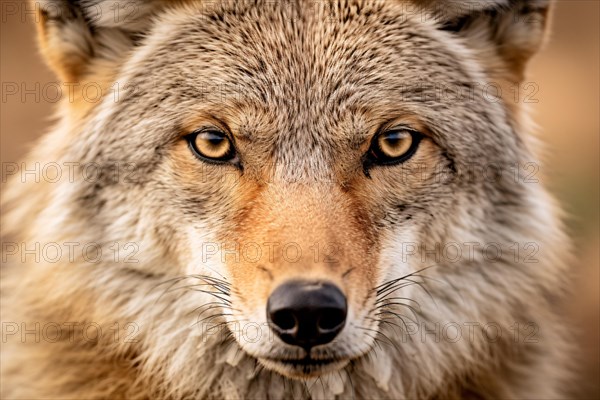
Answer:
3;0;571;398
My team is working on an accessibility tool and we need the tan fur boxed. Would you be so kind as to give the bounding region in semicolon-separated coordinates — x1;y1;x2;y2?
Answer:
2;1;573;398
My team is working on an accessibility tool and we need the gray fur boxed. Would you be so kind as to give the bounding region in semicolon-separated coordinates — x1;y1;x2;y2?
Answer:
2;1;573;399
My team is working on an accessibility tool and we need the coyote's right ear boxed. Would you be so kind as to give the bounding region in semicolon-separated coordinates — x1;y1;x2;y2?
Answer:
34;0;168;82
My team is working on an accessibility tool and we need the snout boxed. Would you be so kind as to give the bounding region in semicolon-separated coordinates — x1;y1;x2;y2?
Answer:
267;280;347;351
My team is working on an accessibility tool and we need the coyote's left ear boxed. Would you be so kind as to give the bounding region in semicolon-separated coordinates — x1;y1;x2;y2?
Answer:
34;0;168;82
416;0;552;82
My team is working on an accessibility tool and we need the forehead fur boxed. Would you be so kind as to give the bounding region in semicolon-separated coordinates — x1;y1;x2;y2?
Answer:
96;0;518;170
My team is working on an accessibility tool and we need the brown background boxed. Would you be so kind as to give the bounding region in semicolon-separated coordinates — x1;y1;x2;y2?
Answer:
1;0;598;397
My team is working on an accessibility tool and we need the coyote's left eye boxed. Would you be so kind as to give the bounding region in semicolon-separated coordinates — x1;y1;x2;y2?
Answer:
187;128;236;163
367;127;423;165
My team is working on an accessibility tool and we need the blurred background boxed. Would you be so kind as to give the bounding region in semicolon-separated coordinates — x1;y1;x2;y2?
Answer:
1;0;598;397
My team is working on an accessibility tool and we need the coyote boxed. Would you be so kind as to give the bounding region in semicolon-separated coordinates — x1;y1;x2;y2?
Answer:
1;0;572;398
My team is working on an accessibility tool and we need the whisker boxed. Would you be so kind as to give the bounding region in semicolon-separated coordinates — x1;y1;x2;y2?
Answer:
375;309;419;326
374;295;421;306
373;265;436;293
189;303;231;320
360;331;383;351
373;301;421;317
188;288;232;304
187;301;232;315
365;316;405;334
189;274;231;290
375;281;416;300
357;326;397;350
197;312;233;324
167;283;230;297
192;315;233;329
401;277;436;306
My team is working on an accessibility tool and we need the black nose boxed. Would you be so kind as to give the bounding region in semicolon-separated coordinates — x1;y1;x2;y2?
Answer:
267;281;347;350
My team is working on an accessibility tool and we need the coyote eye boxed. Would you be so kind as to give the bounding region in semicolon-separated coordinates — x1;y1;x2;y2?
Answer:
368;127;422;165
187;128;236;163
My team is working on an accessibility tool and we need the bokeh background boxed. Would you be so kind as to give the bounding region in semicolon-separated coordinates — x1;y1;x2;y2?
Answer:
1;0;598;397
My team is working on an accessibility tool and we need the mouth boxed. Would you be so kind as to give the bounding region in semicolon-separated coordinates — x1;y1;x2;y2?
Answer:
258;356;350;378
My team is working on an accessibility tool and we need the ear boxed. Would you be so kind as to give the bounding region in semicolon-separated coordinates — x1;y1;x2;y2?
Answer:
415;0;552;82
34;0;167;82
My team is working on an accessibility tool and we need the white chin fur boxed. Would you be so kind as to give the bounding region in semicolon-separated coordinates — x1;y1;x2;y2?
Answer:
258;357;350;379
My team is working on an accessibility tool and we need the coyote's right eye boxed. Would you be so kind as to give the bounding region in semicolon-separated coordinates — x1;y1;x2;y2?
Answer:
366;127;423;166
187;128;237;163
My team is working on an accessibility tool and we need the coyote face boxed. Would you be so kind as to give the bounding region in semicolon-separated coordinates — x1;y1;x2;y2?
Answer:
2;0;572;399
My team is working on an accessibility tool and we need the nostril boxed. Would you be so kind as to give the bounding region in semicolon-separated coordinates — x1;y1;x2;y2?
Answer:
318;308;346;331
271;310;297;331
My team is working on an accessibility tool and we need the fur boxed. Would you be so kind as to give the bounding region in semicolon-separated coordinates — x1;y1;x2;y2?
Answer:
1;0;573;398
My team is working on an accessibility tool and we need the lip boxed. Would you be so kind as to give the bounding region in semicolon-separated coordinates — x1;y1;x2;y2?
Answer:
258;356;350;378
